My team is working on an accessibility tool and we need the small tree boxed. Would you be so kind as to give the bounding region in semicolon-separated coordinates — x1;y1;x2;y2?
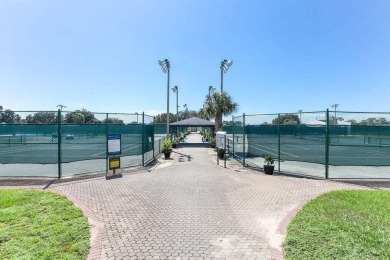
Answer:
26;112;57;124
0;109;21;124
203;91;238;131
64;109;100;124
272;114;300;125
154;113;176;124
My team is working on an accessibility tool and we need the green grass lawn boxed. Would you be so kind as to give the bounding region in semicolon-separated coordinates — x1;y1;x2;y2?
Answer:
284;190;390;259
0;189;90;259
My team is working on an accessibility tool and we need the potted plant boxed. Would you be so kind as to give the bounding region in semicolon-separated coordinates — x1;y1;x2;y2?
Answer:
264;155;275;175
172;138;179;148
204;132;209;142
210;137;216;148
162;139;172;159
218;148;225;159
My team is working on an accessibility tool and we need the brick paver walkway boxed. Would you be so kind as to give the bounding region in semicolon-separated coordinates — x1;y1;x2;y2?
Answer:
4;133;369;259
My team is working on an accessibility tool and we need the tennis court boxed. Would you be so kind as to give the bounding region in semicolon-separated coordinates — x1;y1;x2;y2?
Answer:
228;134;390;179
0;135;144;164
0;134;160;177
0;111;162;178
248;135;390;166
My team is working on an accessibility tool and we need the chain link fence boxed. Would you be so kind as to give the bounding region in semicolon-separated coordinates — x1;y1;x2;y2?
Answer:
0;110;163;178
224;111;390;179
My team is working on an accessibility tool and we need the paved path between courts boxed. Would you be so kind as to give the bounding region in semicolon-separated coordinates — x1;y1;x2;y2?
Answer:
2;133;371;259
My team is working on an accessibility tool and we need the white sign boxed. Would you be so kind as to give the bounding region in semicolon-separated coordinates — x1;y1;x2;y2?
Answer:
216;131;226;148
107;134;121;155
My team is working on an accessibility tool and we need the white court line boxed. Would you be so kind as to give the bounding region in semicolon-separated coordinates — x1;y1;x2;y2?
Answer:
249;144;299;158
331;145;390;157
122;144;141;151
90;144;141;157
248;145;278;157
0;142;103;154
0;145;54;156
283;144;313;150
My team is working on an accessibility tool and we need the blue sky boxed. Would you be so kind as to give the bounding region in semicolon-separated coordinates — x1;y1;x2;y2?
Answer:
1;0;390;116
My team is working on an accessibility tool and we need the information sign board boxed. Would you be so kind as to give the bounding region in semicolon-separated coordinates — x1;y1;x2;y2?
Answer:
107;134;121;155
216;131;226;148
109;157;120;170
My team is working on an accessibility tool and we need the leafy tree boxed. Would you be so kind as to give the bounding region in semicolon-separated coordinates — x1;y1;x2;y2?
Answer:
203;91;238;131
0;109;21;124
81;109;100;123
346;119;358;125
26;112;57;124
65;111;85;124
360;117;390;126
378;117;390;125
154;113;176;124
178;110;198;121
103;118;124;124
198;108;209;120
272;114;300;125
64;109;100;124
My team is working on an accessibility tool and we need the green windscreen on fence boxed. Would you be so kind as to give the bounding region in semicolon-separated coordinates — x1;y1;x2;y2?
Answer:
0;110;159;178
0;124;59;164
225;111;390;179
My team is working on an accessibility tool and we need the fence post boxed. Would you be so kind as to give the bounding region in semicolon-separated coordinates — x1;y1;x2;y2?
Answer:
57;109;62;179
232;115;235;158
142;112;145;166
278;113;281;172
152;116;155;160
243;113;246;167
105;113;109;174
325;109;329;179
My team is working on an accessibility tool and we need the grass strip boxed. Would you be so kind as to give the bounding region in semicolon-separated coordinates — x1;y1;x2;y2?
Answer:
0;189;90;260
285;190;390;259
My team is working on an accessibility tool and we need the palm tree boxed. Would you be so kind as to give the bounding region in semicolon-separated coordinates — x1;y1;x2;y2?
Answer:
204;91;238;131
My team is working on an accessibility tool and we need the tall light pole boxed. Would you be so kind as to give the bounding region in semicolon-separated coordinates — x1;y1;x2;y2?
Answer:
331;104;339;125
57;104;67;122
171;86;179;122
158;59;170;138
220;59;233;92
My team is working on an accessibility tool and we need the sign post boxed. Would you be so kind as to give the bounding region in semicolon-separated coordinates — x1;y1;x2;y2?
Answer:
224;135;227;168
107;134;122;179
216;131;226;168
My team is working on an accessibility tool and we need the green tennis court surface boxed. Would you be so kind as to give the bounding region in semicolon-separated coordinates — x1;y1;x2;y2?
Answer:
229;135;390;166
0;136;145;164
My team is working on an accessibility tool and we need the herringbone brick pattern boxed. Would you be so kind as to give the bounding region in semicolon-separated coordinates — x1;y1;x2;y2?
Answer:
48;134;366;259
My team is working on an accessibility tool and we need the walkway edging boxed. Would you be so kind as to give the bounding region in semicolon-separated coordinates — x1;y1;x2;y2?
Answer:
51;190;104;260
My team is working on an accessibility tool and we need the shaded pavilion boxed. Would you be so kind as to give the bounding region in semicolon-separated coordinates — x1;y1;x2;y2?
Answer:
170;117;215;136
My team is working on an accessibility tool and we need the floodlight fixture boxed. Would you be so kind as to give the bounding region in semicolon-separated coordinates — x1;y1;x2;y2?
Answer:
220;59;233;92
158;59;170;73
331;103;339;125
172;86;179;122
57;104;67;112
221;59;233;73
